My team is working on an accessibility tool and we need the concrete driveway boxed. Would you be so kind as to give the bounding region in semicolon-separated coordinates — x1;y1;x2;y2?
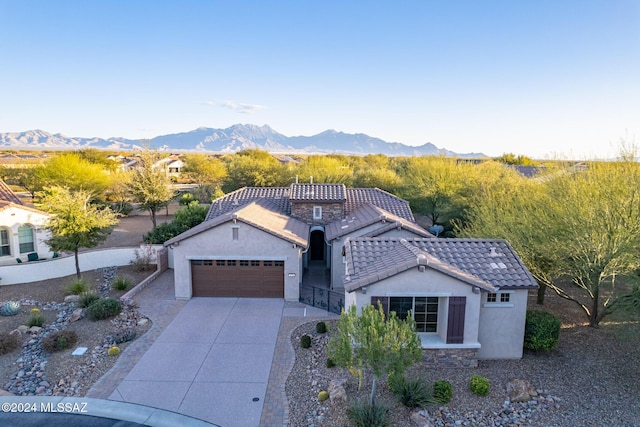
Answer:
108;297;284;427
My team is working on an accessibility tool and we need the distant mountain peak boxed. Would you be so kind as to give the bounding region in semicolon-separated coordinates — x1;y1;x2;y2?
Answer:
0;126;486;158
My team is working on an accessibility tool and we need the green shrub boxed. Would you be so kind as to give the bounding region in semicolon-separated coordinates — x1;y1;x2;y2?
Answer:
87;298;122;320
470;375;490;396
0;332;19;355
326;358;336;368
318;390;329;402
113;276;132;291
347;400;390;427
524;310;561;351
65;279;90;295
41;330;78;353
388;374;432;408
179;193;197;205
316;321;327;334
111;201;133;216
27;310;45;327
300;334;311;348
78;292;101;308
433;380;453;404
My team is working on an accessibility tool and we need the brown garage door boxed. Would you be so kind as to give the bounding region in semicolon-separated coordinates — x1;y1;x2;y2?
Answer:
191;260;284;297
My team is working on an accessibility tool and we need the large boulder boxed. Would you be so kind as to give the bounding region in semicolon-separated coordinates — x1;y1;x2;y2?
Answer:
410;408;435;427
328;378;347;404
69;308;86;323
506;379;538;403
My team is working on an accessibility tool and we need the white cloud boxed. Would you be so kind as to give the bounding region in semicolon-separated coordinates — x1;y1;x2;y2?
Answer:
204;100;265;114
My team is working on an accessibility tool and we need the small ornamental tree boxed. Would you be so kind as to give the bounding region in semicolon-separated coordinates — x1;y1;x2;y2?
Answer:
327;303;422;407
39;186;119;279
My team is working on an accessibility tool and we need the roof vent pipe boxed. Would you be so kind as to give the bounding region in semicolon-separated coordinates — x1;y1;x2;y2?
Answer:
489;247;499;257
310;176;313;184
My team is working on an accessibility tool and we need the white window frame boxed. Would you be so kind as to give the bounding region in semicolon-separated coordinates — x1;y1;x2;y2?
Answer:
483;291;514;308
18;224;35;254
0;228;11;257
313;206;322;220
232;226;239;241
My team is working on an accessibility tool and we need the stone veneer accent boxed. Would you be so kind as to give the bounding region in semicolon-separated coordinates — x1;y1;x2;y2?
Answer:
421;348;479;368
291;201;345;225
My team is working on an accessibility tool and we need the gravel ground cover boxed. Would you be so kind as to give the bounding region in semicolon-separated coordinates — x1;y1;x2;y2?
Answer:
0;267;154;397
286;290;640;427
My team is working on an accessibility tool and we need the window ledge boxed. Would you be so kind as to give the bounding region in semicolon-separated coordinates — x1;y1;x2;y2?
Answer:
419;334;481;349
483;303;514;308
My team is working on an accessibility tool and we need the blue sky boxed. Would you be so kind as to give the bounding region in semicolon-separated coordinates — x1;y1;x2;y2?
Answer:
0;1;638;159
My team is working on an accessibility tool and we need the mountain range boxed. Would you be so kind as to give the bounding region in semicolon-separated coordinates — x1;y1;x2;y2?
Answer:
0;125;485;157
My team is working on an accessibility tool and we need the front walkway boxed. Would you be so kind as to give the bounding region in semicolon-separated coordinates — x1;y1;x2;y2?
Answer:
88;270;337;427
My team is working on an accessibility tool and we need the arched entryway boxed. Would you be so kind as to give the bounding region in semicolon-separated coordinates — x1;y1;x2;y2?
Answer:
310;229;325;261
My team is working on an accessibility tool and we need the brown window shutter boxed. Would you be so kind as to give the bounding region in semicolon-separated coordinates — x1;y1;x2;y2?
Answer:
446;296;466;344
370;296;389;316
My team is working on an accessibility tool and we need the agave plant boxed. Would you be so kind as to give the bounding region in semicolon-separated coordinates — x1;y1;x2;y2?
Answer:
0;301;21;316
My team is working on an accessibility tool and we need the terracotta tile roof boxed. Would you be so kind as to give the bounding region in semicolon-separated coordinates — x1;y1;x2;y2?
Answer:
325;203;432;241
289;183;346;202
0;180;23;205
167;199;309;248
343;237;538;292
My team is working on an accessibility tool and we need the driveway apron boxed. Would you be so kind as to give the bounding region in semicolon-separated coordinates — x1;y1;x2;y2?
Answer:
109;297;284;427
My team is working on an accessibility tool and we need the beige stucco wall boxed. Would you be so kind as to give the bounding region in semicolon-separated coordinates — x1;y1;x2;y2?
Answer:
0;205;52;265
170;221;303;301
477;289;529;359
344;267;482;347
330;226;425;287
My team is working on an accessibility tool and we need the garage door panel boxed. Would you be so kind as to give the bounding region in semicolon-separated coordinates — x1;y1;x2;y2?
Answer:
191;260;284;298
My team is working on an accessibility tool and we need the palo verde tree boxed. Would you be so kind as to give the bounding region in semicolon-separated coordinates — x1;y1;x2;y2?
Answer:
457;175;556;305
223;149;289;192
37;152;112;197
397;156;466;228
542;159;640;326
128;150;175;227
181;154;227;202
327;303;422;407
38;186;119;279
460;155;640;326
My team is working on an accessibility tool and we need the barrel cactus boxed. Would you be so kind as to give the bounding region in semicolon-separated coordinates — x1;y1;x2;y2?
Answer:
107;346;121;356
0;301;21;316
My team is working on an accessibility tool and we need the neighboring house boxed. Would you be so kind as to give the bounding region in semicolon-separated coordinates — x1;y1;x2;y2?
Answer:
0;180;52;265
165;183;538;360
153;155;184;178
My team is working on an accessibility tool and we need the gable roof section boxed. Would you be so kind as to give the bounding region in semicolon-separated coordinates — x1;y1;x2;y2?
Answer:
345;188;414;221
167;200;309;248
325;203;432;241
205;187;290;220
343;237;538;293
290;183;346;202
0;180;23;205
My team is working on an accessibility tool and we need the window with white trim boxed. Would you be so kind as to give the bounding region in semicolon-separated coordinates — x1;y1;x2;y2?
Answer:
313;206;322;220
18;224;34;254
486;292;511;304
389;296;439;333
232;227;239;241
0;228;10;256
